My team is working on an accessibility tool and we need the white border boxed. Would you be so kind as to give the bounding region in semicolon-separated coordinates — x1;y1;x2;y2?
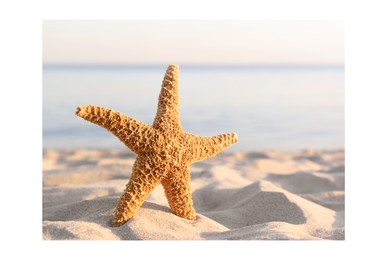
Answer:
3;0;374;259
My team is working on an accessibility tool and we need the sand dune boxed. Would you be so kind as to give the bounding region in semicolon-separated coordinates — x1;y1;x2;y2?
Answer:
43;149;344;240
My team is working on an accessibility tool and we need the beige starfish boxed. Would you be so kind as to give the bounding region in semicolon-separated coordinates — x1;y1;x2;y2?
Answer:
76;64;238;227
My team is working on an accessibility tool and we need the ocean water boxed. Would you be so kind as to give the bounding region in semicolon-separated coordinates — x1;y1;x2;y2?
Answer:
43;65;344;151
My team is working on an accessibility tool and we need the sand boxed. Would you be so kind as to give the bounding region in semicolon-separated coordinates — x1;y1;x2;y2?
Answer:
43;148;344;240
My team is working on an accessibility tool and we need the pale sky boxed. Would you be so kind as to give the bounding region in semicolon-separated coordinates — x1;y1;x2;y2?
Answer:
43;20;344;65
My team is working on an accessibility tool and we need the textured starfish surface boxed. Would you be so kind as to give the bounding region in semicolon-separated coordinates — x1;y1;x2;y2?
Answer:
76;64;238;227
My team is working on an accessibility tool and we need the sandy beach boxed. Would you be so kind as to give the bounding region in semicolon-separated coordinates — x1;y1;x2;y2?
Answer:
42;148;344;240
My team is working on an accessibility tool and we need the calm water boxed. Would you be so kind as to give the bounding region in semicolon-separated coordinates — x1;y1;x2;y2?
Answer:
43;65;344;151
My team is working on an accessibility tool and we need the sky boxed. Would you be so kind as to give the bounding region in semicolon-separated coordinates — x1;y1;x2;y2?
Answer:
43;20;344;65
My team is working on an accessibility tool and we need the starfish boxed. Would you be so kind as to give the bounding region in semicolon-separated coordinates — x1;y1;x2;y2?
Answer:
76;64;238;227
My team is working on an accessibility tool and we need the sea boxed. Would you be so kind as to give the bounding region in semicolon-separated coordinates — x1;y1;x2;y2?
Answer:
43;65;344;152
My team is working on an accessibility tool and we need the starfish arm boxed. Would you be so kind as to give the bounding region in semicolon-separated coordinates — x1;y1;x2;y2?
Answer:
76;105;156;155
152;64;183;132
186;132;238;163
112;155;166;227
161;165;196;220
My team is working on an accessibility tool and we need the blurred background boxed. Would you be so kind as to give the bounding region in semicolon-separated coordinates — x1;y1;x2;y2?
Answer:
43;20;344;151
